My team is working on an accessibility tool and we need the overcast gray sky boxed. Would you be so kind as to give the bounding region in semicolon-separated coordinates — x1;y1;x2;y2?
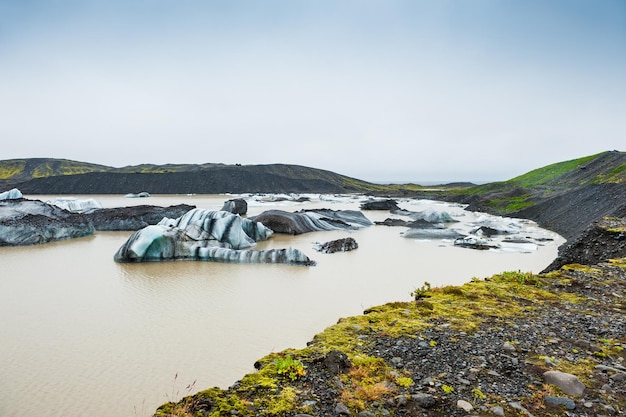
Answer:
0;0;624;183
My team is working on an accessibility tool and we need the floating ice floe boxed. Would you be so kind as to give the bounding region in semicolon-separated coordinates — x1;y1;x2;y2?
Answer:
125;192;151;198
250;209;373;235
402;228;465;240
0;199;94;245
48;197;102;213
454;236;500;250
498;238;539;253
400;209;458;223
114;208;314;265
0;188;22;200
366;197;560;254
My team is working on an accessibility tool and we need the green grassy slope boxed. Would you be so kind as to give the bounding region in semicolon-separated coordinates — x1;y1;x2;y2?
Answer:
455;151;626;214
507;153;603;187
0;158;112;186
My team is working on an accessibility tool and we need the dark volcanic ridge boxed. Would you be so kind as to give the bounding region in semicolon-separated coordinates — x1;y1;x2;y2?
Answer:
1;160;382;194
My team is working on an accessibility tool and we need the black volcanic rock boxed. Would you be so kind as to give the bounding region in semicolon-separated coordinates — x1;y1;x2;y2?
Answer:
315;237;359;253
85;204;195;231
360;199;400;211
375;218;413;227
543;216;626;272
221;198;247;215
512;183;626;242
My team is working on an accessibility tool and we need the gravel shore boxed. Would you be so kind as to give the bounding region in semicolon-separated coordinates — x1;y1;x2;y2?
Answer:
156;260;625;417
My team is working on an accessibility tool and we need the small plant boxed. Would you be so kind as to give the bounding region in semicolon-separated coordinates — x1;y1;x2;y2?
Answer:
411;282;431;301
166;373;197;404
155;373;199;417
396;377;414;388
340;356;395;408
429;340;438;347
472;388;486;400
495;270;543;287
441;384;455;394
275;355;306;381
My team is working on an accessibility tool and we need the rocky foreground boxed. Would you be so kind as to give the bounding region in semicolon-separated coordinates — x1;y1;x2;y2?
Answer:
156;259;625;417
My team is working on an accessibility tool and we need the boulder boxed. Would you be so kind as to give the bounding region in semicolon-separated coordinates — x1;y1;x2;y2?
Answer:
457;400;474;412
0;198;94;246
323;350;351;375
250;209;372;235
545;396;576;410
375;218;412;227
412;393;437;409
114;208;314;266
360;199;400;211
85;204;195;231
221;198;247;215
315;237;358;253
543;371;585;396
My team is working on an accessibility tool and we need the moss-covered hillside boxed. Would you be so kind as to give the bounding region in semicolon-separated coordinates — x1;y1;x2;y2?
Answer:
0;158;112;186
444;151;626;241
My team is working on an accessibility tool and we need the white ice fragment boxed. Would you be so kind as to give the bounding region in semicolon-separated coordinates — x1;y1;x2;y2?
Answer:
0;188;23;200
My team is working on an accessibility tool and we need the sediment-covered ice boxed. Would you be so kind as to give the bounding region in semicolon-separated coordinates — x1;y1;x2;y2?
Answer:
249;209;373;235
391;198;559;253
0;199;94;246
114;208;313;265
158;208;272;248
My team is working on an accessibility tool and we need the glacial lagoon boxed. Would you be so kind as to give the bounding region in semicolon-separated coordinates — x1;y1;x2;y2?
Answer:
0;194;564;417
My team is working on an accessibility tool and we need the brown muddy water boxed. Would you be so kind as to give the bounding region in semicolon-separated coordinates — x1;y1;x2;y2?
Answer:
0;194;564;417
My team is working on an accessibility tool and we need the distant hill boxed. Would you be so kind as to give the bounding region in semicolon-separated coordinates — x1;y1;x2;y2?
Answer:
0;159;409;195
449;150;626;241
0;158;113;186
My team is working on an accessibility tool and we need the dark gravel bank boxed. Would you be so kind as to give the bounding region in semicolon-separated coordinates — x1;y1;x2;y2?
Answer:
156;261;626;417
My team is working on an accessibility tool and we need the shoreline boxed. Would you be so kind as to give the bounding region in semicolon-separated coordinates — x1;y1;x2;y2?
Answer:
156;261;626;417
